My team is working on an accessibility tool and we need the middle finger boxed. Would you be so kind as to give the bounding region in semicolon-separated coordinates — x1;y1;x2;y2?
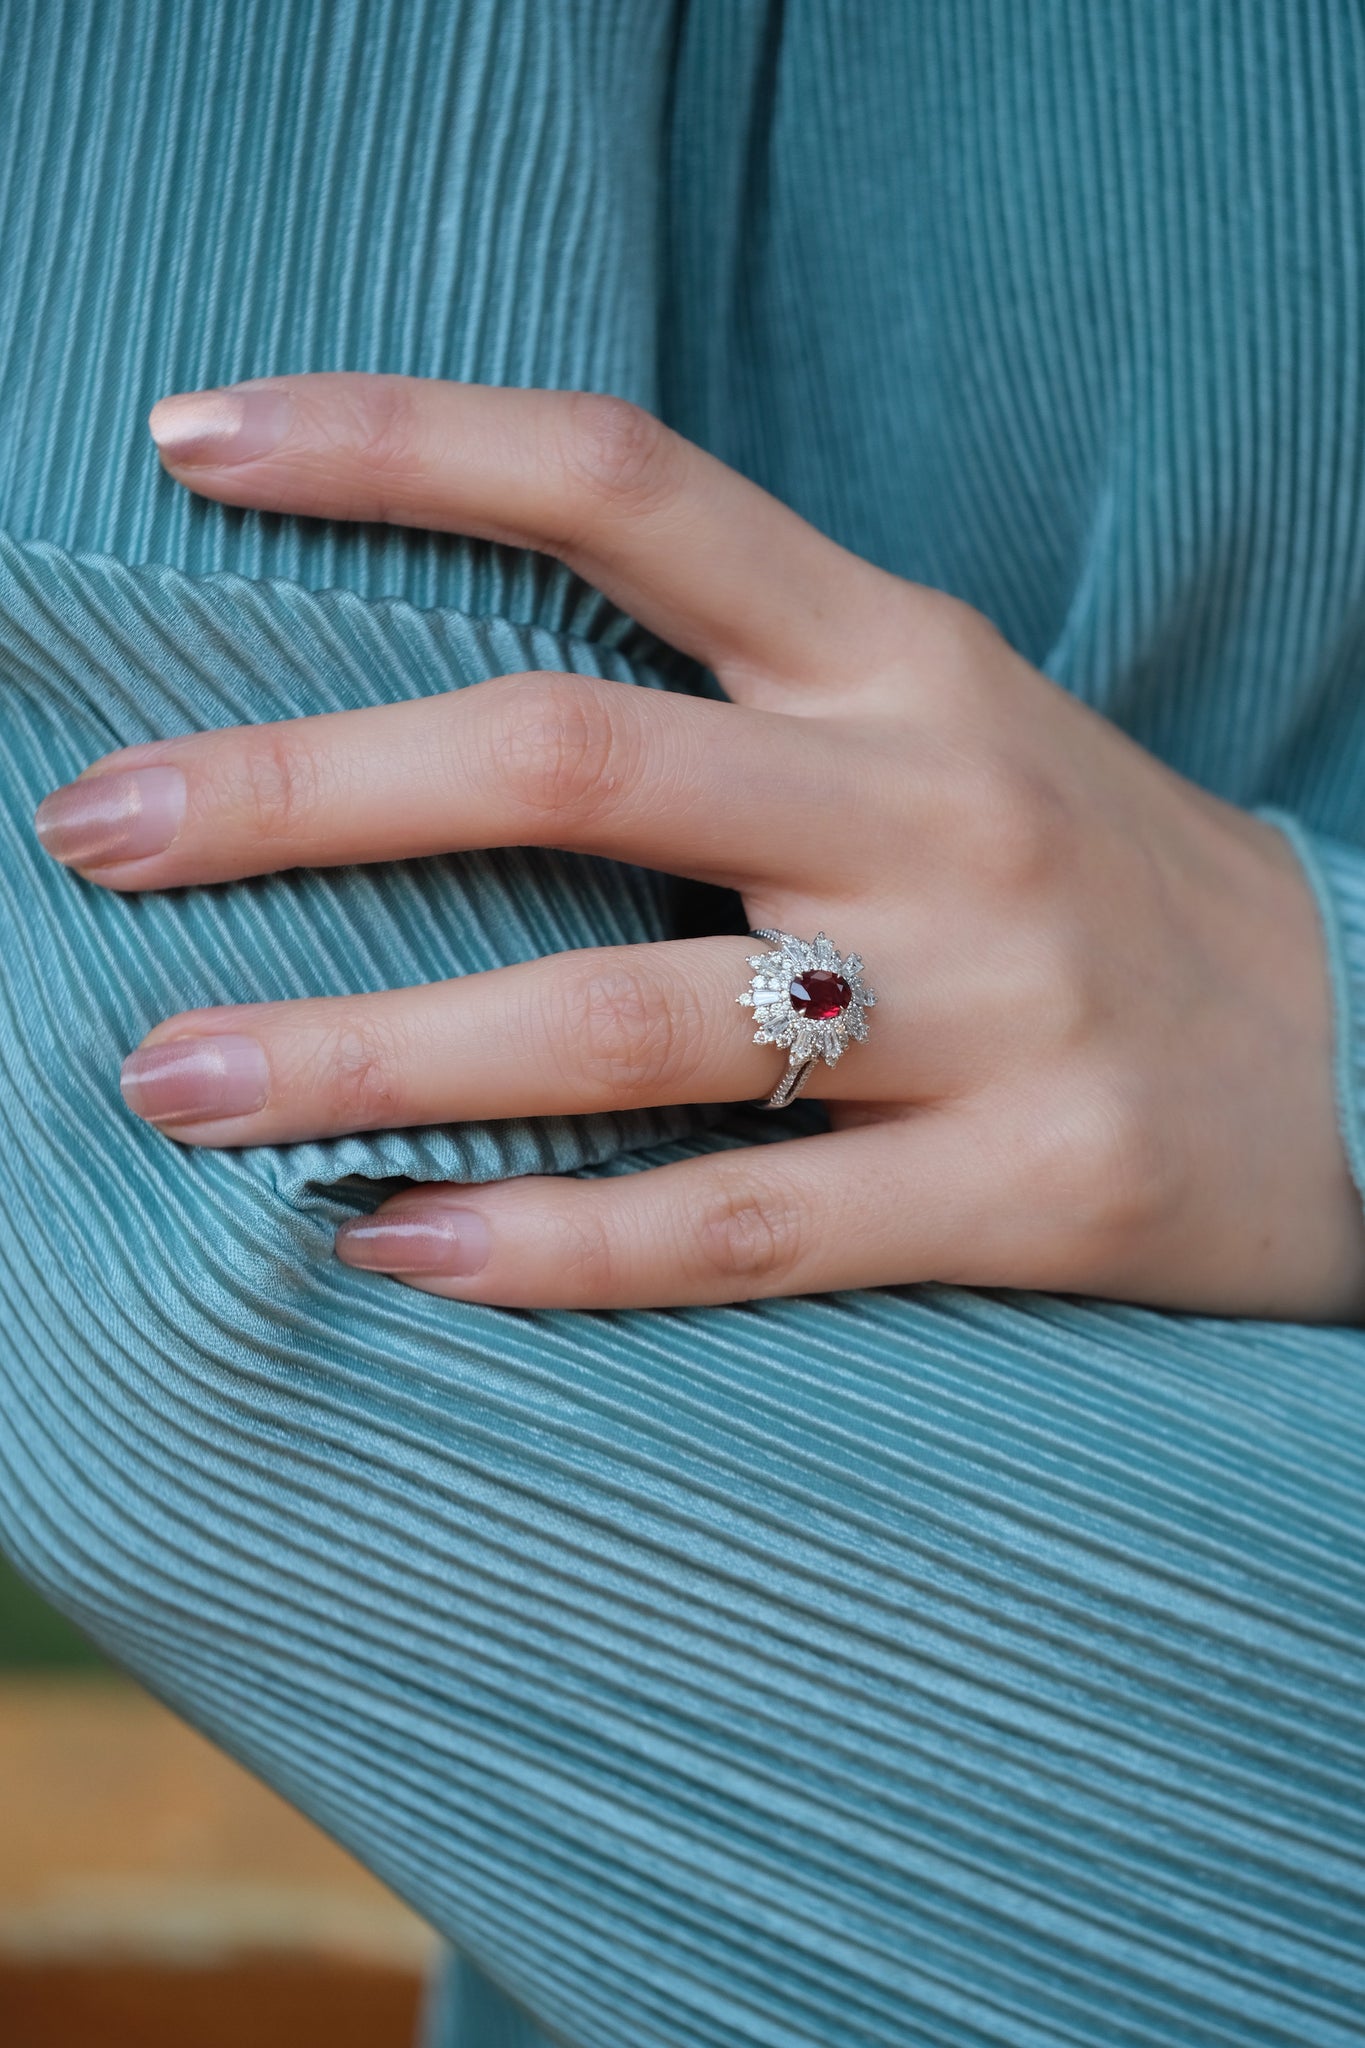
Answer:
36;673;877;896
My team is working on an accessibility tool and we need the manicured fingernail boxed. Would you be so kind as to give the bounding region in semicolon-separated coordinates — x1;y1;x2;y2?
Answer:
148;387;292;465
35;766;187;868
120;1036;270;1126
335;1210;492;1278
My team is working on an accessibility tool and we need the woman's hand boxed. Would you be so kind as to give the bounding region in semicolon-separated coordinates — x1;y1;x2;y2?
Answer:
33;374;1365;1319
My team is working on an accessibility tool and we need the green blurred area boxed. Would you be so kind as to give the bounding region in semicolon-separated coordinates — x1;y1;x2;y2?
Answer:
0;1554;107;1670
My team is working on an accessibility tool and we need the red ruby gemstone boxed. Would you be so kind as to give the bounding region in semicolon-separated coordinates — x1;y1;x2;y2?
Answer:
789;970;852;1021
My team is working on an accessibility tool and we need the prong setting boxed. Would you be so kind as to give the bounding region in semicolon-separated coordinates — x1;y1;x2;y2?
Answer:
737;929;877;1073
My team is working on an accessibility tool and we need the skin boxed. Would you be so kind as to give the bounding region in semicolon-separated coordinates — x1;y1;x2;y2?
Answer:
31;372;1365;1318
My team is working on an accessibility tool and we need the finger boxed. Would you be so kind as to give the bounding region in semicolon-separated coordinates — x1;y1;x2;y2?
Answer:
332;1117;982;1308
147;373;900;694
115;937;889;1147
35;673;868;894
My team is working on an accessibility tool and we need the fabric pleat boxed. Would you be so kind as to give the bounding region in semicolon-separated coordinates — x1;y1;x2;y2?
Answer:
2;5;1364;2045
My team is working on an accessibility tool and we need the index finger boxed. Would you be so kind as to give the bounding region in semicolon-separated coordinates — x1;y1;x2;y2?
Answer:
147;374;898;696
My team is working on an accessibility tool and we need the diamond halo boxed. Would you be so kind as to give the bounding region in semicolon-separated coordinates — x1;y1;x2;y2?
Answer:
737;928;876;1108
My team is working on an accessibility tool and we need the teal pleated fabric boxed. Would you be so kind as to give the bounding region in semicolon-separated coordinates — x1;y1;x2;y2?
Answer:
2;5;1365;2044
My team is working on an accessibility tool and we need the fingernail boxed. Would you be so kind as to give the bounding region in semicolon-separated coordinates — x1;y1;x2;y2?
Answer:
35;766;187;868
335;1210;492;1278
148;387;292;465
120;1035;271;1126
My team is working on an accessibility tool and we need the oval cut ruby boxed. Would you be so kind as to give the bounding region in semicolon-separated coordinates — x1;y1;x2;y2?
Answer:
789;970;852;1021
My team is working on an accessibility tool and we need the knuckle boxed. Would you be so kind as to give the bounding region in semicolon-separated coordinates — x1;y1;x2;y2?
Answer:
1035;1067;1172;1243
556;954;698;1102
1019;923;1100;1052
336;375;427;485
905;588;1005;679
485;673;626;825
561;393;679;522
310;1015;406;1128
544;1201;619;1304
692;1169;804;1293
225;727;324;847
916;586;988;644
953;756;1069;891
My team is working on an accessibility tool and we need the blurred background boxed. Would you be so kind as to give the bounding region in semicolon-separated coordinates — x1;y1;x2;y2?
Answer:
0;1557;435;2046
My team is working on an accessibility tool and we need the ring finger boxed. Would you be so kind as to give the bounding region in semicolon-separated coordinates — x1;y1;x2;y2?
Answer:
118;937;894;1147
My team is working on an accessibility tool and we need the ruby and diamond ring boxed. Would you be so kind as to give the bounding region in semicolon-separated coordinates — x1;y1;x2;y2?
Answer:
738;928;877;1110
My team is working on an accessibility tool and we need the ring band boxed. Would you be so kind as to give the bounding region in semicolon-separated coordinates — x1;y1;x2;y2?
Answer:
738;929;877;1111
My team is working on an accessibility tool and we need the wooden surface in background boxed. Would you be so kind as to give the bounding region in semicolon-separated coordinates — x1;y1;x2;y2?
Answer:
1;1957;425;2048
0;1676;436;2048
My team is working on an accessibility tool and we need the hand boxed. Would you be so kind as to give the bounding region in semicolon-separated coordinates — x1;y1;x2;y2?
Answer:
33;374;1365;1318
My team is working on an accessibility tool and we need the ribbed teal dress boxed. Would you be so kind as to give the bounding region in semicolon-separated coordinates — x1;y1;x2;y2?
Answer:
2;4;1364;2043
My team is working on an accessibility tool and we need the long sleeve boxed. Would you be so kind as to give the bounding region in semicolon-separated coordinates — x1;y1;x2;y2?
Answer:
3;6;1365;2047
1274;818;1365;1219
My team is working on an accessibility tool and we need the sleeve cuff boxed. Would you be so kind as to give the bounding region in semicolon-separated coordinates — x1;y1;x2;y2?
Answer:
1259;807;1365;1207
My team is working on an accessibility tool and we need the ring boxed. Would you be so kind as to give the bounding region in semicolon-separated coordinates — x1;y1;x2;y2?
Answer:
738;929;877;1110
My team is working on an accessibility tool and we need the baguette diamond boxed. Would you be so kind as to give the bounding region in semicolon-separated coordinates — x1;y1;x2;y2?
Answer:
738;929;876;1109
